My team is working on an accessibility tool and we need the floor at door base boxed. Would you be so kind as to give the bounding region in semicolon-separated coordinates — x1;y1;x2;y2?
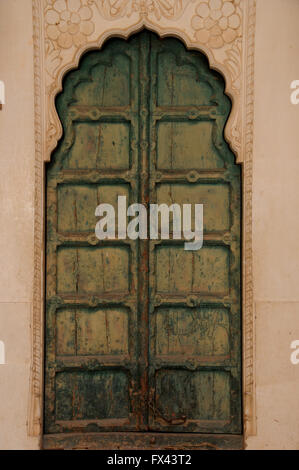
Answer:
43;432;243;450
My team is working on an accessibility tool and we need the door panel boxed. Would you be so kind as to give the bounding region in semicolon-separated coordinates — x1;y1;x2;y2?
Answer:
148;35;241;433
44;31;241;438
45;36;142;433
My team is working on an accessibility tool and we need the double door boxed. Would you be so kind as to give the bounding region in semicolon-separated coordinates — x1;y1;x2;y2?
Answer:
44;31;242;439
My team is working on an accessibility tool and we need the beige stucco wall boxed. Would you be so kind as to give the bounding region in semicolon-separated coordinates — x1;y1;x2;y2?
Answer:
247;0;299;450
0;0;38;450
0;0;298;449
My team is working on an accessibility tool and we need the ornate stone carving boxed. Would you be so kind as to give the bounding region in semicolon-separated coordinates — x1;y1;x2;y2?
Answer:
42;0;248;162
45;0;95;50
30;0;256;440
95;0;195;20
243;0;256;437
191;0;242;49
30;0;44;438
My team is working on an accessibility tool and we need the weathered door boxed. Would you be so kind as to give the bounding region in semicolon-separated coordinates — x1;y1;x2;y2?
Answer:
44;31;242;447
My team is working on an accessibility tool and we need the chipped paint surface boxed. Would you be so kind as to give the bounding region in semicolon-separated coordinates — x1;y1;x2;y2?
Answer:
45;31;241;443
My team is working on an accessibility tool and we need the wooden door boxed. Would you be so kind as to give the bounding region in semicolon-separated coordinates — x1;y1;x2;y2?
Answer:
44;31;242;446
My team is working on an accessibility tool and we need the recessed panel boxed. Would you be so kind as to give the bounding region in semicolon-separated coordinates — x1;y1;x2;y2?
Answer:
55;370;129;421
154;369;230;422
56;307;129;356
73;53;131;107
157;51;213;106
58;183;130;233
66;122;130;170
57;246;130;294
77;307;129;355
156;183;230;232
153;307;230;357
155;245;230;295
157;121;224;170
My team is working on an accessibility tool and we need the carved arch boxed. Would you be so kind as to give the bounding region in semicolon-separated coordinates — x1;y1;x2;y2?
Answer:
30;0;256;442
46;21;240;163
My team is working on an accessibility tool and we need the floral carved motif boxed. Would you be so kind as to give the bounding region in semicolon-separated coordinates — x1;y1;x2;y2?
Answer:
95;0;195;20
45;0;196;53
191;0;241;49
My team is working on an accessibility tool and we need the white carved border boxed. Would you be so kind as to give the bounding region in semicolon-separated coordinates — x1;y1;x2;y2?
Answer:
30;0;256;441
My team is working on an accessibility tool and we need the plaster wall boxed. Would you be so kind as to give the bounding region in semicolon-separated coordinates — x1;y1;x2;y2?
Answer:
0;0;38;450
247;0;299;450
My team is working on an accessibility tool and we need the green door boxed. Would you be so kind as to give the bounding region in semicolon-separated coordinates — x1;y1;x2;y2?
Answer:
45;31;242;443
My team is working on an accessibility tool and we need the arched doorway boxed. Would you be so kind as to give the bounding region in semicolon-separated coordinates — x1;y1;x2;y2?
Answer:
44;30;242;449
